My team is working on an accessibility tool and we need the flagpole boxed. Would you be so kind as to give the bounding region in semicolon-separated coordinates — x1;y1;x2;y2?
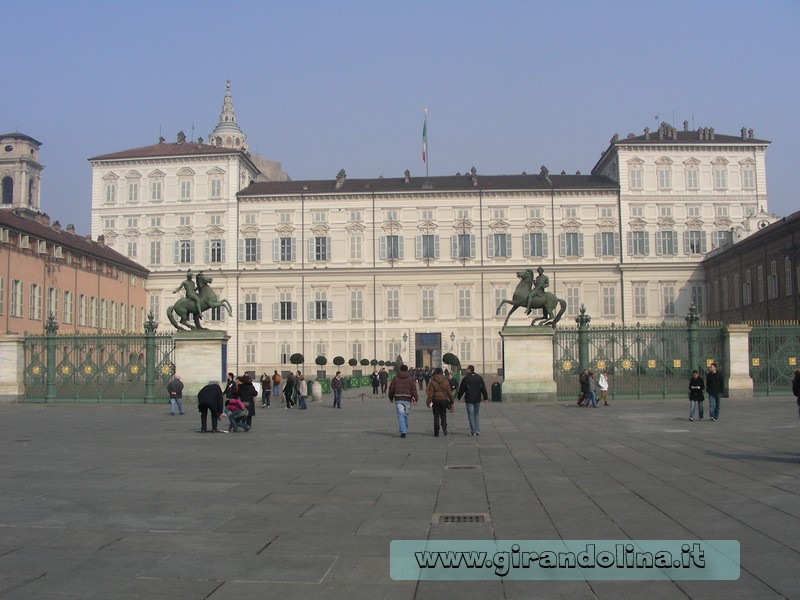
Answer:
423;108;431;187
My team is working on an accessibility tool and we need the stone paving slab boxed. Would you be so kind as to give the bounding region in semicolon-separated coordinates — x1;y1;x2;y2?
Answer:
0;392;799;599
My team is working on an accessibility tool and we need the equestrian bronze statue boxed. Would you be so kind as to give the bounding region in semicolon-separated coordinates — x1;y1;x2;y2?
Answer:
167;270;233;330
496;267;567;327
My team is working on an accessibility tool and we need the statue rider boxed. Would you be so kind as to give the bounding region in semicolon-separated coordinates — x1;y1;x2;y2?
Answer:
531;266;549;298
174;269;200;308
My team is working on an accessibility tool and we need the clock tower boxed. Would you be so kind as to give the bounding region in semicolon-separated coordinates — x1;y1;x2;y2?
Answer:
0;132;43;211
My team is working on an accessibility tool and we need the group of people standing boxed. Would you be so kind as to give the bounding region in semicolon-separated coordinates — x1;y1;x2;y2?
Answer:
688;363;724;421
577;370;610;408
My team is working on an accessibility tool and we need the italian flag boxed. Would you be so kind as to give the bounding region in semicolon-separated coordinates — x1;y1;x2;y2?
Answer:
422;114;427;163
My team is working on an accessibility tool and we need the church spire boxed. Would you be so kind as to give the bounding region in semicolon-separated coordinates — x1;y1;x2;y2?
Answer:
209;80;248;150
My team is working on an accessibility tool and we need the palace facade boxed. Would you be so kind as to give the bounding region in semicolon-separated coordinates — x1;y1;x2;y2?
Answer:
89;86;773;374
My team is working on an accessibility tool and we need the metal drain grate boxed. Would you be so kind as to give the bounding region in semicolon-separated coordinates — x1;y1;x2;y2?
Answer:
444;465;479;470
435;514;487;524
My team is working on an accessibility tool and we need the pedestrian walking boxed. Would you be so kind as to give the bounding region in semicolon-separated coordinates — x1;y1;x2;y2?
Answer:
457;365;488;436
583;371;598;408
415;368;424;390
331;371;343;408
426;367;454;437
167;375;185;415
259;372;270;408
706;363;723;421
296;373;308;410
577;370;589;406
283;372;296;409
378;368;389;394
388;364;418;438
793;368;800;419
598;370;610;406
689;370;705;421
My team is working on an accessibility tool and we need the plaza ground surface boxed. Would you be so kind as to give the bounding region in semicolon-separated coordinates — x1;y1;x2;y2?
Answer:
0;389;798;600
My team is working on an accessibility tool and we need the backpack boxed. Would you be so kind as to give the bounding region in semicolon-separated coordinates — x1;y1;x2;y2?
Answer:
273;373;281;384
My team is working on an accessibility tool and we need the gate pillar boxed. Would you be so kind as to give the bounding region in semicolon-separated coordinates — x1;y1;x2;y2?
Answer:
499;326;557;402
144;313;158;404
45;313;58;402
725;324;753;399
0;335;25;403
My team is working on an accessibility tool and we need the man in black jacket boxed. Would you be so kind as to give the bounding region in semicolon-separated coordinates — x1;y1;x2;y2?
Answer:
706;363;724;422
457;365;488;436
197;381;225;433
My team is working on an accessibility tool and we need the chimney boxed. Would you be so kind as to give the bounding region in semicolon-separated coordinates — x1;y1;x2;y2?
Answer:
51;220;61;232
158;136;165;144
741;127;747;140
403;169;411;183
644;127;650;140
709;127;715;140
748;128;754;139
177;131;186;144
683;120;689;132
470;167;478;187
66;224;75;234
97;235;105;246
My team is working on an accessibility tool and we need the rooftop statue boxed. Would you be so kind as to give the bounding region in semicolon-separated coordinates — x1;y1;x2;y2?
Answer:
496;267;567;328
167;270;233;330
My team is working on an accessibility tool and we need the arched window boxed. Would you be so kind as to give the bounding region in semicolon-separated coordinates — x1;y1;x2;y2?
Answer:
2;176;12;204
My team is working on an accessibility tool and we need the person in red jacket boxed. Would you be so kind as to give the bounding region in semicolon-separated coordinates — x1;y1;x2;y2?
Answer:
225;396;249;432
388;365;418;438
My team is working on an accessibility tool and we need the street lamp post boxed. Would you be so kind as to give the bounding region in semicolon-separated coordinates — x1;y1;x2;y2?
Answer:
450;331;455;351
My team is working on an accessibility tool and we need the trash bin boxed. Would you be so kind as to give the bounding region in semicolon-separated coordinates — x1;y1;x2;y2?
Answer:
491;381;502;402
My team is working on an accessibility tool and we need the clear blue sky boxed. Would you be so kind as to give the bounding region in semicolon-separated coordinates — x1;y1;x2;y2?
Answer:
5;1;798;233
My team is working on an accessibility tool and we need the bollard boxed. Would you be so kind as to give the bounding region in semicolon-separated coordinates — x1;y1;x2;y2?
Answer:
491;381;502;402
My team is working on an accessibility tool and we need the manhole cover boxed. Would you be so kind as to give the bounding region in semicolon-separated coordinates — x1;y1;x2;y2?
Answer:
433;513;488;524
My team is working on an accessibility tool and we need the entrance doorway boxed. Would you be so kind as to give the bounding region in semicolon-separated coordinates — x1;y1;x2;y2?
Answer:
415;332;442;369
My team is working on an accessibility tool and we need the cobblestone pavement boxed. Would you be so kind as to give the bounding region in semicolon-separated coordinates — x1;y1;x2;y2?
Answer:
0;390;798;599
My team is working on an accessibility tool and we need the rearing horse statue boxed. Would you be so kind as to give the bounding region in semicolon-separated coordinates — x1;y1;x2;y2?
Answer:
496;269;567;328
166;272;233;330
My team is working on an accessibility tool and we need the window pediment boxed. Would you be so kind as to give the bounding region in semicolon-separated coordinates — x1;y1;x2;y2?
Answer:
206;167;226;175
148;169;166;178
241;225;260;236
628;218;648;231
417;220;438;231
714;217;732;229
311;223;330;235
685;217;704;231
147;228;164;238
454;219;473;230
103;231;119;241
205;226;225;237
176;226;194;236
657;217;675;230
382;222;402;234
125;230;140;239
345;222;365;234
683;158;700;166
525;218;546;231
561;218;581;229
125;170;142;179
597;218;617;232
177;167;195;177
276;224;295;235
489;219;510;232
627;158;644;166
103;172;119;181
656;157;673;165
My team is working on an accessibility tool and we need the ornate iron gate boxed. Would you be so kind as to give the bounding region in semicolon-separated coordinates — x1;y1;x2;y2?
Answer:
24;330;175;403
554;321;725;399
748;322;800;395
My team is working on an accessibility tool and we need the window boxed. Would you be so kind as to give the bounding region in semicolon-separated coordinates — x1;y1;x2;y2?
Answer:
757;265;764;303
100;300;109;329
629;165;643;190
150;217;162;228
733;274;741;308
387;341;401;362
386;289;399;319
655;231;678;255
280;343;291;364
312;211;327;224
687;204;701;218
350;289;363;319
205;300;224;322
684;231;707;255
416;234;439;259
105;182;117;204
487;233;511;258
491;208;507;220
150;240;162;265
560;232;583;257
455;208;470;221
47;287;58;320
712;230;733;249
104;218;116;229
274;291;296;321
786;257;794;296
210;178;222;198
29;284;42;320
309;291;332;320
662;284;675;316
352;341;363;363
309;236;331;262
126;217;139;229
595;232;619;257
451;233;475;259
523;232;548;257
457;288;471;318
420;209;434;221
563;207;577;219
659;205;673;218
421;288;435;318
150;179;162;202
494;287;508;317
349;234;363;261
633;284;647;317
178;215;193;227
713;164;728;190
565;285;580;317
78;294;87;326
601;285;616;317
208;214;221;226
685;167;699;190
714;205;729;218
176;240;194;264
110;302;118;330
274;237;296;262
459;340;472;362
691;284;704;315
384;210;398;222
349;210;362;222
768;261;778;300
657;167;672;190
179;179;192;200
381;235;403;260
244;342;256;365
127;181;139;203
741;165;755;190
278;212;292;224
90;297;98;327
9;280;22;317
148;296;160;326
0;277;4;316
630;205;644;218
628;231;649;256
528;207;542;219
126;240;137;258
207;239;224;263
722;278;729;310
240;237;261;263
243;213;256;225
240;291;261;321
599;207;614;219
743;270;752;306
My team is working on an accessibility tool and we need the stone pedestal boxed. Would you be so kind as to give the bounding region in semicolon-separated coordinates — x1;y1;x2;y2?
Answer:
499;326;557;403
724;324;753;399
0;335;25;403
174;329;230;400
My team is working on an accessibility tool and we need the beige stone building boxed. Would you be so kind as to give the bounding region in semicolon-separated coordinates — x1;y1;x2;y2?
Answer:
89;87;774;375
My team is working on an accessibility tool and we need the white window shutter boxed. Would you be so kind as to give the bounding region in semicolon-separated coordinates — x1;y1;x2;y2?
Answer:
627;232;633;255
451;235;458;258
614;233;620;256
238;238;244;262
683;233;690;255
577;234;584;257
307;301;315;320
327;300;333;320
190;240;195;263
542;233;548;257
469;234;476;258
255;238;261;262
325;237;331;261
643;233;649;255
174;241;180;263
559;234;566;257
290;237;296;261
204;240;210;263
415;236;422;259
487;234;495;257
238;303;245;321
700;233;707;254
505;233;512;258
398;236;404;259
595;234;602;256
308;237;315;262
256;303;262;321
272;302;280;320
273;239;280;261
523;233;531;257
433;235;440;259
671;232;678;254
655;232;663;255
379;236;387;260
291;301;297;320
